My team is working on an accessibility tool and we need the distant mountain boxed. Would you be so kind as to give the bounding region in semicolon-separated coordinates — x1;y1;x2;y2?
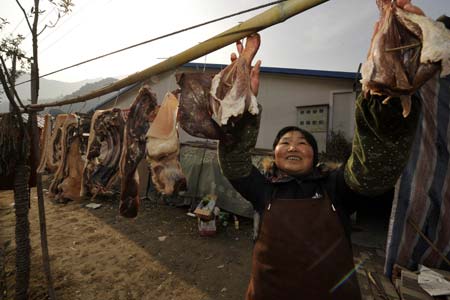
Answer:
0;75;116;113
42;77;119;115
60;77;117;100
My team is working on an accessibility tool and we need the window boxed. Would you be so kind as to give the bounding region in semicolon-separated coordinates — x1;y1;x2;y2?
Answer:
297;105;328;133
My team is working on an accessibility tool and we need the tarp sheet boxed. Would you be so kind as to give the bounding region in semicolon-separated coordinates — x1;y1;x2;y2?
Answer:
179;143;269;219
385;74;450;276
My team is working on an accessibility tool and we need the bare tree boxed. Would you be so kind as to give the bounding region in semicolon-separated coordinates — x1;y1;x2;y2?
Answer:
0;1;73;299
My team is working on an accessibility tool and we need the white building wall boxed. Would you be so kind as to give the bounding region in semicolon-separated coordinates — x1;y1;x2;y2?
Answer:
330;90;357;141
255;73;355;151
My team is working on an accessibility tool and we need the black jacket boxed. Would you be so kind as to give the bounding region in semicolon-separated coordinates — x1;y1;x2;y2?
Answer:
229;165;363;237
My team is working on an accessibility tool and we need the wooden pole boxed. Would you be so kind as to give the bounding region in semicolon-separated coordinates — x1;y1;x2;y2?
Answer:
30;113;57;300
27;0;329;110
407;218;450;268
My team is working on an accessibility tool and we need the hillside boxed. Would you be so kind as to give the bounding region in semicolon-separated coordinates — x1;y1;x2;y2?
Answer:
43;77;119;115
0;75;116;113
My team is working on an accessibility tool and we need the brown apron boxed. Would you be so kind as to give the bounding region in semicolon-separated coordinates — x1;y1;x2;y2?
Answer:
246;192;362;300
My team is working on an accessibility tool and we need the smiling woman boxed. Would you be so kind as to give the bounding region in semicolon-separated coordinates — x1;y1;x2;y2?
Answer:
217;1;428;296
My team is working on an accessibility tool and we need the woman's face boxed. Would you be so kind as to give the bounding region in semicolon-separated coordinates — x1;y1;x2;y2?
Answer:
274;130;314;176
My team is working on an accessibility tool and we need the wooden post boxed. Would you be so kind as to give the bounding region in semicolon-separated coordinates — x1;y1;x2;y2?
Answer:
30;112;57;300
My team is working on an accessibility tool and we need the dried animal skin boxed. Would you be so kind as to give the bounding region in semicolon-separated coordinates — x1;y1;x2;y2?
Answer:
210;34;260;125
146;92;187;195
177;72;223;140
361;1;448;117
119;86;158;218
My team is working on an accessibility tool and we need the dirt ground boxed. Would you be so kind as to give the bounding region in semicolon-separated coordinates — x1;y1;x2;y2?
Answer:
0;188;255;300
0;187;390;300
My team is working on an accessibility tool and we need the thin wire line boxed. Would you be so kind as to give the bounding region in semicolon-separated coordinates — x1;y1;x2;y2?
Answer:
14;0;286;88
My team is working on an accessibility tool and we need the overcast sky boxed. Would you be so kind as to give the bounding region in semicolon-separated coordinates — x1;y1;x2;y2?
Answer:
1;0;450;82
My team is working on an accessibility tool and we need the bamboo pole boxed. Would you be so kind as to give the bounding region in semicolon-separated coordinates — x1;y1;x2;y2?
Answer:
27;0;329;111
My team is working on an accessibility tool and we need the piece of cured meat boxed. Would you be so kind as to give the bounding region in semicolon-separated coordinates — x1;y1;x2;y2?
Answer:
119;86;158;218
37;114;68;174
37;114;52;174
48;114;85;201
81;108;124;197
146;92;187;195
361;0;450;117
176;73;223;140
210;34;261;125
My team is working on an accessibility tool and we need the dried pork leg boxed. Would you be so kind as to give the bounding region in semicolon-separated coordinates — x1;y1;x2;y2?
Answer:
119;86;158;218
210;34;260;125
361;0;448;117
176;72;223;139
146;92;187;195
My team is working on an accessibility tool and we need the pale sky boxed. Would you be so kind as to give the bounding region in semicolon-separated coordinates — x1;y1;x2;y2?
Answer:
1;0;449;83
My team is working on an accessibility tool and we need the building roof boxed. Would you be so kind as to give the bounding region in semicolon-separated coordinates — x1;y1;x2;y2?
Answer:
183;63;361;80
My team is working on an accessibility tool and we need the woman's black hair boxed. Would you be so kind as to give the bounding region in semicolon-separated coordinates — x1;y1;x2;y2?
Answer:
272;126;319;167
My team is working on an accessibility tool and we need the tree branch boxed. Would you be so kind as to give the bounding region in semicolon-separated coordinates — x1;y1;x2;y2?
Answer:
0;64;22;114
37;24;48;36
15;0;33;33
0;55;27;110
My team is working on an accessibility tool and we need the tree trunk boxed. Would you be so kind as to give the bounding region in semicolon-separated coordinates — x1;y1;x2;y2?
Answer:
13;162;30;300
